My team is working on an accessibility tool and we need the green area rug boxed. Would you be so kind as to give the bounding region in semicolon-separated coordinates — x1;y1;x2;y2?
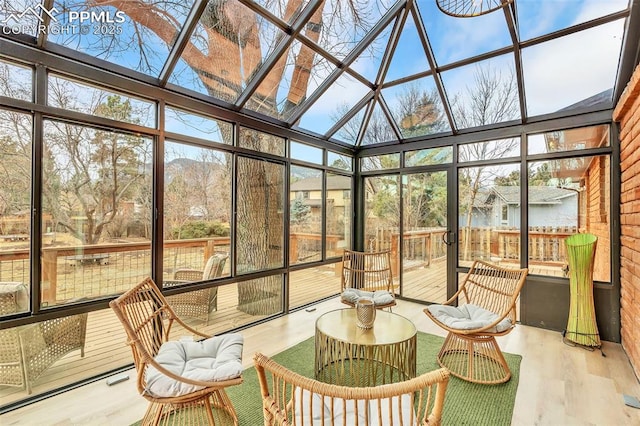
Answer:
228;332;521;425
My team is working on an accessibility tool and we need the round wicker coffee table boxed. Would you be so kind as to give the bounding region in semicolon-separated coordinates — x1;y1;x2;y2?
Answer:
314;308;417;387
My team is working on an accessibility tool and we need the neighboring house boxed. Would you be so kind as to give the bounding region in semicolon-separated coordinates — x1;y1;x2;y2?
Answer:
289;175;352;209
464;186;578;228
188;205;208;219
289;175;352;239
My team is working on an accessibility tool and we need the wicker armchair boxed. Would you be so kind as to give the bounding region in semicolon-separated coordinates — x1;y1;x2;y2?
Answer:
0;313;88;394
109;277;243;426
424;260;528;384
166;253;227;324
254;352;450;426
340;249;396;310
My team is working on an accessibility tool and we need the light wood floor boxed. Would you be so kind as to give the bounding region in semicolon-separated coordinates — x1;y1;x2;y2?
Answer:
1;297;639;426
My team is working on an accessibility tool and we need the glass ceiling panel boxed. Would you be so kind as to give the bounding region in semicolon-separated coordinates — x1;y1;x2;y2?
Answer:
48;0;194;76
331;107;365;145
382;76;450;139
384;12;429;83
302;0;396;61
417;0;511;67
295;73;370;136
361;100;397;146
517;0;629;42
0;0;635;150
246;39;333;120
252;0;310;24
349;22;393;83
0;0;42;37
522;20;624;117
169;0;285;104
441;53;519;130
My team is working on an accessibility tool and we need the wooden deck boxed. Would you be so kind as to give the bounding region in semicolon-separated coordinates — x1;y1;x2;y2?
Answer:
0;265;343;407
0;259;556;408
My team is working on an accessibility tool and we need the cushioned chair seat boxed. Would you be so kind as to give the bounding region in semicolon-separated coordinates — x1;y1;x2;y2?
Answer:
294;388;415;426
145;333;243;397
426;304;512;333
341;288;395;307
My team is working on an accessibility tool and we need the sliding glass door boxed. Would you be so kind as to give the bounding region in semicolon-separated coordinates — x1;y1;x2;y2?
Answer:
401;171;449;303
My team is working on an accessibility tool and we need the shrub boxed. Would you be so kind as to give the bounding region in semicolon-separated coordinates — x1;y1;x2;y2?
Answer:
171;221;230;239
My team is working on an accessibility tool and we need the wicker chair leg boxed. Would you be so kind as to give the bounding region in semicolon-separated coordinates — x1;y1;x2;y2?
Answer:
141;392;238;426
437;332;511;384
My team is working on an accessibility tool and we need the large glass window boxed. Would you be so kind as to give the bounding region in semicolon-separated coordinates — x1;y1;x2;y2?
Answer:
0;109;32;317
402;171;448;303
289;166;322;264
459;138;520;162
289;267;340;310
0;60;32;101
528;125;609;155
165;106;233;144
361;153;400;171
290;141;322;164
236;156;284;273
238;127;285;156
163;142;232;284
326;173;352;257
405;146;452;167
327;151;352;171
528;156;610;282
41;120;152;307
364;174;400;261
458;163;520;268
48;75;156;127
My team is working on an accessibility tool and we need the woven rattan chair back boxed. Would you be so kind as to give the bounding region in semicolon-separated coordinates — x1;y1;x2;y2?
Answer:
167;254;228;324
0;310;87;394
458;260;527;327
109;277;242;425
424;260;528;384
254;352;450;426
340;249;396;309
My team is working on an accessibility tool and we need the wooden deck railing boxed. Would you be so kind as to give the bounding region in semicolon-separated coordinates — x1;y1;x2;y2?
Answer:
0;226;580;305
390;228;448;276
0;237;231;304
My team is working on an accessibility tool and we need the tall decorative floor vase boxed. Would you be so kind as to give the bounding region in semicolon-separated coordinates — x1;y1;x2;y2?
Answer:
564;233;601;348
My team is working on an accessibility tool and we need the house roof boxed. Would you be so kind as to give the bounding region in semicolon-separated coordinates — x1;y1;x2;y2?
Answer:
473;186;577;207
290;175;351;192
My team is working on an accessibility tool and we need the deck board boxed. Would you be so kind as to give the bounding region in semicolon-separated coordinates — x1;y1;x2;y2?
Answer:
0;260;550;407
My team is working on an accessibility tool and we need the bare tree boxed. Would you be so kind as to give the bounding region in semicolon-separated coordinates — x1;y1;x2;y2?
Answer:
395;84;448;138
0;112;31;233
0;64;34;235
46;1;384;278
452;65;520;260
43;89;152;244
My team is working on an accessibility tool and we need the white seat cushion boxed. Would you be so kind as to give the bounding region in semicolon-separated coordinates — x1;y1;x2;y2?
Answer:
293;388;365;425
368;394;416;426
144;333;243;397
293;388;415;425
341;288;394;306
426;304;512;333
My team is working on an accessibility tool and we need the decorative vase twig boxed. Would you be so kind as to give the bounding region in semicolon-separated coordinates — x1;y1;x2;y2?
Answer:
564;233;601;348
